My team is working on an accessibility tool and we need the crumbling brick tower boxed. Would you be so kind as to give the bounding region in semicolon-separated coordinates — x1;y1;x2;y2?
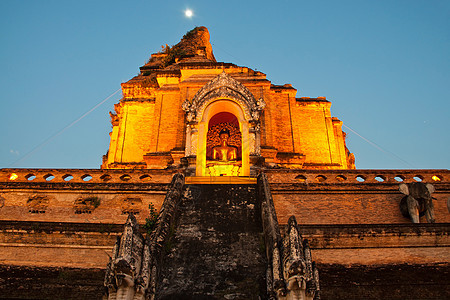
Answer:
102;26;355;174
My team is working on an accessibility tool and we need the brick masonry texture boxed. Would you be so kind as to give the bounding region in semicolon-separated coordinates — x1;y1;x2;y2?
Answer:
1;169;448;269
105;58;352;170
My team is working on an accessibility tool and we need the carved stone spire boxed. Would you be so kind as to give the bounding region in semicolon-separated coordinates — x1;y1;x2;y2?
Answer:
274;216;320;300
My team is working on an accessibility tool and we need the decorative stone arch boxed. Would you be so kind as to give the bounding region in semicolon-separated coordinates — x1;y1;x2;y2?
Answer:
182;72;265;176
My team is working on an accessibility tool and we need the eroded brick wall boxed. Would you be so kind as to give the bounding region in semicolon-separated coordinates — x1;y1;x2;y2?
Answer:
0;265;105;299
267;169;450;225
295;224;450;266
0;168;448;296
0;169;174;224
0;221;123;269
106;63;351;169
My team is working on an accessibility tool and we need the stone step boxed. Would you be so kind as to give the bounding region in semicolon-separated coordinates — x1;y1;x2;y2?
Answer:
156;184;267;299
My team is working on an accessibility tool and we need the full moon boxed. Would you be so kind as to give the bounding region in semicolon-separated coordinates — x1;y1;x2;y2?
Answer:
185;9;193;18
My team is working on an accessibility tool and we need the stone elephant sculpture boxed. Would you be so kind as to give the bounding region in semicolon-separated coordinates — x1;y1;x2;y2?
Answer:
399;182;435;223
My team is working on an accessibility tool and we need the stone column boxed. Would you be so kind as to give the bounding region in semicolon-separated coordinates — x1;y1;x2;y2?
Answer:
196;122;206;176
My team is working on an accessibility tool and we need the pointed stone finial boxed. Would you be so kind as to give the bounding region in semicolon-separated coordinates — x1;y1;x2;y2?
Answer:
273;215;320;300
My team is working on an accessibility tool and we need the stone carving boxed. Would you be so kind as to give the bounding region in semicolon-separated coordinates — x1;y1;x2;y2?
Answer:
182;72;265;123
257;97;266;111
257;173;320;300
121;197;143;215
181;99;195;123
27;194;49;213
399;182;436;223
181;98;191;113
104;214;150;300
104;173;185;300
73;196;101;214
272;216;320;300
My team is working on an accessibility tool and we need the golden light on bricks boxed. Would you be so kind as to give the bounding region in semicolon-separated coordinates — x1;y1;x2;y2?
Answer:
9;173;18;180
103;26;355;172
432;175;441;181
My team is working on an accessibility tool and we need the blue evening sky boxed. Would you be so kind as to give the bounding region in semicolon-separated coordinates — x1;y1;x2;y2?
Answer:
1;0;449;170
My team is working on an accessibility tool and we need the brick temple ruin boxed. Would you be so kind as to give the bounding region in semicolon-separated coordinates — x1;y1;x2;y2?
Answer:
0;27;449;299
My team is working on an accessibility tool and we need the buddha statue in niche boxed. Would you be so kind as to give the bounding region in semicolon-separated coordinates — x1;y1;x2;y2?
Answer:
212;130;238;162
206;123;241;176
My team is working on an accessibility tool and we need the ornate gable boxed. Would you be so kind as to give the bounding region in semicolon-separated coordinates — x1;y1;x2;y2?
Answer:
182;72;265;123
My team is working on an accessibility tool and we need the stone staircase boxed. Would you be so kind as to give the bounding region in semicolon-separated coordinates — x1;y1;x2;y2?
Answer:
103;173;320;300
156;184;267;299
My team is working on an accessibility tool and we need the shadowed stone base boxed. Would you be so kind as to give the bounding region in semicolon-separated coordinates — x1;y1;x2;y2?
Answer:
0;265;104;299
318;263;450;300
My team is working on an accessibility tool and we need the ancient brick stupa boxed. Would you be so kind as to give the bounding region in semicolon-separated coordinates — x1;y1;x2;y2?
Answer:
0;27;448;299
102;26;355;174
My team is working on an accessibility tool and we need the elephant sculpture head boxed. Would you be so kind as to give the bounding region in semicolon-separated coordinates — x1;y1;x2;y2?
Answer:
399;182;435;223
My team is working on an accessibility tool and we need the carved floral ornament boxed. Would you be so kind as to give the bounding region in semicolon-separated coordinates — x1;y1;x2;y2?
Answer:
182;72;266;123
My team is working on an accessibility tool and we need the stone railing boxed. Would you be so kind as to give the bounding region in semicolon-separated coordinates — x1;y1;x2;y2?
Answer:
265;169;448;185
1;168;448;186
104;173;185;300
0;168;177;184
257;173;282;298
257;173;320;299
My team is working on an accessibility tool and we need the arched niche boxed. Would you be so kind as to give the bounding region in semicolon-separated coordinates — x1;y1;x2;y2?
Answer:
182;72;265;176
206;112;242;161
196;100;250;176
